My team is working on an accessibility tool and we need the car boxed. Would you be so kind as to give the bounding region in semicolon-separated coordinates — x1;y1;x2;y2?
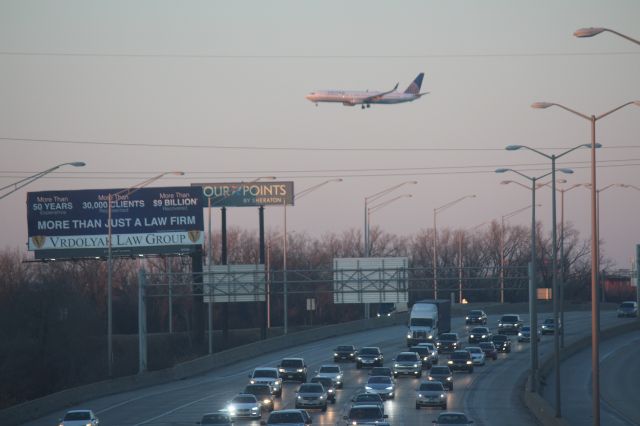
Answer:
617;301;638;317
198;413;233;425
436;333;461;354
226;393;262;419
518;325;540;342
465;309;487;325
277;358;307;382
244;384;275;412
393;351;423;378
416;380;448;409
377;303;396;317
365;375;396;399
447;350;474;373
356;346;384;368
261;409;312;425
309;376;337;403
315;364;344;388
428;365;454;391
333;344;357;361
478;342;498;360
351;392;385;414
465;347;486;366
416;342;439;364
497;314;523;335
249;367;283;397
58;410;99;426
343;404;388;424
540;318;561;335
294;383;328;411
369;366;394;378
468;326;492;343
410;345;434;369
491;334;512;353
432;411;474;425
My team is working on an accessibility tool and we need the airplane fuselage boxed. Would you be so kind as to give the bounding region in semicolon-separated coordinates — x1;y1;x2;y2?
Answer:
306;90;420;106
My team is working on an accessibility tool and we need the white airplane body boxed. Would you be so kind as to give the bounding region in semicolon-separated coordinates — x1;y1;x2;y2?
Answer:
306;73;427;109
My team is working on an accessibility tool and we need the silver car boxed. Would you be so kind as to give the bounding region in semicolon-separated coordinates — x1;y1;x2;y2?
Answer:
294;383;328;411
393;351;422;378
249;367;283;397
58;410;99;426
226;394;261;419
315;364;344;388
415;380;447;409
433;411;474;425
365;375;396;399
465;347;486;366
416;342;439;364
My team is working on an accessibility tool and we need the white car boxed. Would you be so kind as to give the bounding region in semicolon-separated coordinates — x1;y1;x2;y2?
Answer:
58;410;99;426
416;342;439;364
226;393;261;419
315;364;344;388
465;347;486;366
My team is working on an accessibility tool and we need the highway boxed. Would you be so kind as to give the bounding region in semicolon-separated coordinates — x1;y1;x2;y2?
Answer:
22;309;627;426
542;327;640;426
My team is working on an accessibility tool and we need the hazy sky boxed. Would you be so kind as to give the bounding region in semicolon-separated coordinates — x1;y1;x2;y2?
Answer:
1;1;639;269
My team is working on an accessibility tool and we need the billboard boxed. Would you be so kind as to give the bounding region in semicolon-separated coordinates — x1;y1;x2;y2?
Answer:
333;257;409;304
27;187;204;259
191;181;294;207
203;264;265;303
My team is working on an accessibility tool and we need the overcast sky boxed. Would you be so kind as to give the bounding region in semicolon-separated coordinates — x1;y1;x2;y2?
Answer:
1;1;639;269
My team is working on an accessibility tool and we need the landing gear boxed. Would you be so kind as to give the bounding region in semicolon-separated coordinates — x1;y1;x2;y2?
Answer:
361;104;371;109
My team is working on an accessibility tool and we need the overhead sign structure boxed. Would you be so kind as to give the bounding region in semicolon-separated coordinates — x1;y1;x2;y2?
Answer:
27;187;204;259
204;264;266;303
333;257;409;304
192;181;294;207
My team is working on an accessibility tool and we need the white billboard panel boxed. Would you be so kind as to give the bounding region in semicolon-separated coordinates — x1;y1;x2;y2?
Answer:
204;264;265;303
333;257;409;304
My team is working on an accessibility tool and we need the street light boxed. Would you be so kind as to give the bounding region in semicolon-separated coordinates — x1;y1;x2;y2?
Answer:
457;221;488;304
0;161;86;200
532;100;640;426
574;27;640;45
495;167;571;394
364;181;417;257
368;194;413;255
500;204;541;304
433;195;476;300
106;171;184;377
281;178;342;334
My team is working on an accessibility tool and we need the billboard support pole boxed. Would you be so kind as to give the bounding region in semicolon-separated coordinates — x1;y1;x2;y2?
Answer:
221;207;229;341
138;268;147;374
259;206;267;339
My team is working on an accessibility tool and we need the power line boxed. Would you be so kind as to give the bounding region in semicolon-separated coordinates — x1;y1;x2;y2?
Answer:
2;137;638;153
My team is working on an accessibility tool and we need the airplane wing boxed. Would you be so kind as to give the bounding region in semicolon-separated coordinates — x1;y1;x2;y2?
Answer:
361;83;399;103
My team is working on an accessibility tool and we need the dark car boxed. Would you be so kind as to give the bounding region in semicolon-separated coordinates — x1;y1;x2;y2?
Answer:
261;409;312;425
369;366;393;378
617;301;638;318
428;365;454;391
351;393;385;414
436;333;461;354
198;413;233;425
433;411;474;425
277;358;307;382
491;334;512;353
447;350;474;373
465;310;487;325
244;384;275;412
540;318;561;335
356;346;384;369
309;376;336;403
343;405;388;424
478;342;498;360
467;327;492;343
294;383;327;411
410;345;434;369
497;314;523;335
333;344;357;361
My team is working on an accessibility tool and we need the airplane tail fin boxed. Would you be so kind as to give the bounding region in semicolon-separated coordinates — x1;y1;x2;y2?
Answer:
404;73;424;94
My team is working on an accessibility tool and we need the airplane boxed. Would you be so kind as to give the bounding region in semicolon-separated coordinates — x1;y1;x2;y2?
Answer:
305;73;428;109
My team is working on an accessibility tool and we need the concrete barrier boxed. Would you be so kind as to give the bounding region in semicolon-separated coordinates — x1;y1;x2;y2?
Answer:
523;318;640;426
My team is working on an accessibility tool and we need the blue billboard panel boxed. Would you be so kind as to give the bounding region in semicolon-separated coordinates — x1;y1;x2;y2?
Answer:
191;181;294;207
27;187;204;258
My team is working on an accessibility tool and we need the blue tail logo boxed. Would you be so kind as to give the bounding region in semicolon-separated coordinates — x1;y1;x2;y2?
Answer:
404;73;424;94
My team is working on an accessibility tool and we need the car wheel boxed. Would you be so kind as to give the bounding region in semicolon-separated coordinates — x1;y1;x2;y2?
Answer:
276;390;282;398
416;371;422;378
393;374;398;378
322;404;327;412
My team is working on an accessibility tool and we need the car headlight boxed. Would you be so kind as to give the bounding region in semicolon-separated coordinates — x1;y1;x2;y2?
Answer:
328;389;334;393
334;353;338;356
263;398;271;404
407;333;412;338
252;407;259;411
447;376;452;381
413;364;419;368
275;379;282;384
465;316;469;320
385;386;393;390
428;334;433;339
423;357;429;361
350;353;354;356
440;394;445;398
428;376;434;380
357;357;363;361
466;360;472;365
394;363;399;367
228;406;236;413
377;313;381;317
337;374;342;380
481;335;486;338
320;395;324;399
518;332;522;336
453;343;457;346
470;335;475;338
297;395;302;399
278;368;285;372
447;360;453;364
365;386;372;390
297;368;304;372
250;379;256;384
498;323;503;327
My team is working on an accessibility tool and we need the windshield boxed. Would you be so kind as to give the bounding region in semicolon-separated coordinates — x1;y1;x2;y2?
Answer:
253;369;277;378
440;334;457;341
422;343;435;350
420;382;444;391
493;335;507;342
359;348;380;355
349;407;383;419
232;395;256;404
621;302;635;308
281;359;303;367
501;315;519;322
430;366;451;375
268;412;303;424
397;353;418;361
410;318;434;327
451;352;469;360
319;366;339;373
64;412;91;420
370;368;391;376
299;384;323;393
311;377;332;387
471;327;488;333
368;376;392;384
522;327;530;331
437;413;469;424
336;345;354;351
467;347;482;354
479;343;495;349
244;385;270;396
355;394;382;402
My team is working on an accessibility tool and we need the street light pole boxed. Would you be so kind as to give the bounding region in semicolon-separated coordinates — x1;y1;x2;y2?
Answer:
106;171;184;377
574;27;640;45
0;161;85;200
532;100;639;425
